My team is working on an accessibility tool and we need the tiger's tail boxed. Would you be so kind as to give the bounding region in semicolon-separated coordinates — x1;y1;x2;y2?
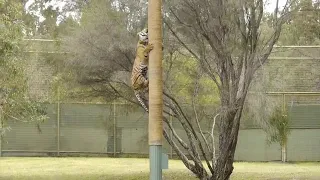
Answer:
135;92;149;113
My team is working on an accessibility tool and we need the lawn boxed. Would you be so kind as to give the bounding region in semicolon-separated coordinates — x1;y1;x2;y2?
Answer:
1;157;320;180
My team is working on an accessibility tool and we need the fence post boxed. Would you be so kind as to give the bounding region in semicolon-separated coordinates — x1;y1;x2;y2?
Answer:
282;93;286;114
170;109;173;159
113;102;117;157
0;106;2;157
57;87;61;156
282;93;287;162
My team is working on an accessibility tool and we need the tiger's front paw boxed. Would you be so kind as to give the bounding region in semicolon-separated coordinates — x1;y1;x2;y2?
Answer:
144;44;154;54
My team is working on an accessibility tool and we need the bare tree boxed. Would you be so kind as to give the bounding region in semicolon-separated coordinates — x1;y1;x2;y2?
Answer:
63;0;297;179
161;0;296;179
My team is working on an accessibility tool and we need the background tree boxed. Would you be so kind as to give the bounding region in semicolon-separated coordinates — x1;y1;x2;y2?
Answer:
266;106;290;162
277;0;320;45
22;0;80;103
243;1;320;143
0;0;48;136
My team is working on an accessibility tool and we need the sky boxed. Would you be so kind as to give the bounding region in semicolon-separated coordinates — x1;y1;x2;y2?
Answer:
25;0;69;23
25;0;66;10
267;0;290;12
25;0;290;12
25;0;290;23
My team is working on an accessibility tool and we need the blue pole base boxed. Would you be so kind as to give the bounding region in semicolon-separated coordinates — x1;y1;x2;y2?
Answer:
150;145;162;180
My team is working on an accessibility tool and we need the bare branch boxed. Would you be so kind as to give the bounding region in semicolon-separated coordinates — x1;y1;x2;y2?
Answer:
254;0;293;71
163;128;199;175
191;71;214;174
211;113;219;166
274;0;280;24
163;116;200;163
1;109;40;123
192;73;210;152
164;20;201;61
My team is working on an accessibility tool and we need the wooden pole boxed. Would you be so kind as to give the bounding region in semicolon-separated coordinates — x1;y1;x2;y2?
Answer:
148;0;163;179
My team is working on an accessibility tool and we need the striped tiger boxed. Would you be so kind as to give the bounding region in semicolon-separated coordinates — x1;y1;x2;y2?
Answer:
131;28;153;112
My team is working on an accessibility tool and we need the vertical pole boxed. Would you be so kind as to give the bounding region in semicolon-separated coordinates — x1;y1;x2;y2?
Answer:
113;102;117;157
0;106;3;157
282;93;286;113
57;87;60;156
170;109;173;159
282;93;286;162
148;0;163;179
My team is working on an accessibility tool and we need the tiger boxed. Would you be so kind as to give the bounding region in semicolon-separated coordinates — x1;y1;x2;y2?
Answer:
131;28;153;112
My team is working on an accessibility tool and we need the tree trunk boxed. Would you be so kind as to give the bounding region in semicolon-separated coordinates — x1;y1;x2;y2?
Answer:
210;108;242;180
162;105;243;180
281;144;287;162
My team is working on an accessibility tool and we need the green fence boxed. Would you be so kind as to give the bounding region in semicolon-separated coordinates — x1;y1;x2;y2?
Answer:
1;101;320;162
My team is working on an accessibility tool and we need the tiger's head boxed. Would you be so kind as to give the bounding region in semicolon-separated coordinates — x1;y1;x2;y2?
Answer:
138;28;148;43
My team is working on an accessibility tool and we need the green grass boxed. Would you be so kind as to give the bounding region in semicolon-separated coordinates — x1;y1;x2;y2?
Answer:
1;157;320;180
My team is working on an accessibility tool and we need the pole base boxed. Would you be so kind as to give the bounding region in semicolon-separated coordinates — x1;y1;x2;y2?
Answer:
150;145;162;180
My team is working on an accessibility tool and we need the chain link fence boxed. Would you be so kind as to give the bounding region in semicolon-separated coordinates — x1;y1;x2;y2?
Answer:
1;41;319;161
1;94;320;162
